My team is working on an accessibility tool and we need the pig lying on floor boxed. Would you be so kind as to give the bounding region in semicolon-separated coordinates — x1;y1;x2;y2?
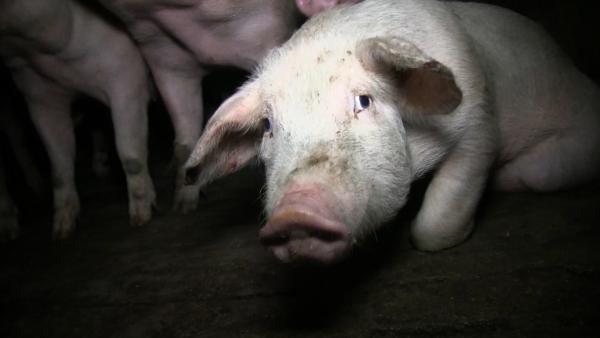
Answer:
185;0;600;264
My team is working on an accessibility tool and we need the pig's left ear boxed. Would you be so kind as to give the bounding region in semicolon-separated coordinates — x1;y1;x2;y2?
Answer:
184;83;263;187
356;36;462;115
295;0;360;17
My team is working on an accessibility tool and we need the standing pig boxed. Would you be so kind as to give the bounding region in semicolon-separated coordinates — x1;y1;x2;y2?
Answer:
0;0;155;239
185;0;600;264
98;0;360;212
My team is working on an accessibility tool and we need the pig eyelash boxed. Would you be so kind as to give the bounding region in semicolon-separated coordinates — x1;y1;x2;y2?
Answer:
353;94;372;114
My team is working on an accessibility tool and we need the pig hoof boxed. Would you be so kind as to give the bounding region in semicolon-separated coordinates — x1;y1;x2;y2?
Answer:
129;197;155;227
410;220;474;251
127;176;156;226
172;185;200;214
52;207;79;240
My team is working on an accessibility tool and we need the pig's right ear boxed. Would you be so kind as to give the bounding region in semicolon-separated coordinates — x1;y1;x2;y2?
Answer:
184;83;263;187
356;37;463;116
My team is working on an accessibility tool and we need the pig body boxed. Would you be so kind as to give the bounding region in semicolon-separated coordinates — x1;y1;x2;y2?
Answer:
185;0;600;264
0;0;155;238
98;0;358;212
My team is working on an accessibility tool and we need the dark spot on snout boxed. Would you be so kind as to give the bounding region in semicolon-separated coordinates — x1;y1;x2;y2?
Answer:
306;152;330;167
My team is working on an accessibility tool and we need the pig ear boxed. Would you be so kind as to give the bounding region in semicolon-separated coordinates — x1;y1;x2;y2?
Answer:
184;83;263;187
356;37;462;115
295;0;359;16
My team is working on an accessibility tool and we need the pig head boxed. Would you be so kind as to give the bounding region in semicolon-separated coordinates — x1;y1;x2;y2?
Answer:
184;34;462;264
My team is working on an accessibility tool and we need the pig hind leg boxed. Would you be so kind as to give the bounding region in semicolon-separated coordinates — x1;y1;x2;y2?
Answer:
494;128;600;192
108;82;156;226
147;58;204;213
13;67;79;239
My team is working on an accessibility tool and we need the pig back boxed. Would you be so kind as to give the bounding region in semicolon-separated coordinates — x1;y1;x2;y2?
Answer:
0;0;74;56
449;1;600;163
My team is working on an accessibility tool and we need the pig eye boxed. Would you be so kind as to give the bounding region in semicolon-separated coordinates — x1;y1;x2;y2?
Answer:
354;95;371;113
263;117;272;133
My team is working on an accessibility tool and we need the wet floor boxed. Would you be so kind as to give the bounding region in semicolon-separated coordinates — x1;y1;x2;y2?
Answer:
1;164;599;337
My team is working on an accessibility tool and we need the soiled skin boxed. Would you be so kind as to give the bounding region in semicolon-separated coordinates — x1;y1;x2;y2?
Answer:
185;0;600;264
98;0;359;213
0;0;155;239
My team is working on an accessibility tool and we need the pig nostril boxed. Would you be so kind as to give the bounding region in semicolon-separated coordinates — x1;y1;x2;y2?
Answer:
261;222;345;247
310;229;342;242
260;232;288;246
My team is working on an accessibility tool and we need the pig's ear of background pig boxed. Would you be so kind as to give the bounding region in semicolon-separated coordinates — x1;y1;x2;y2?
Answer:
295;0;360;17
356;36;462;116
184;84;263;187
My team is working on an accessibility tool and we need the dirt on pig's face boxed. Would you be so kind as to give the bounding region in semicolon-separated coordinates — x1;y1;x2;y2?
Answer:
184;32;462;264
255;41;413;263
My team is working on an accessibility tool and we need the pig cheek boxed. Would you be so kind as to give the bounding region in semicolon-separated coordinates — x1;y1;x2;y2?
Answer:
354;123;411;232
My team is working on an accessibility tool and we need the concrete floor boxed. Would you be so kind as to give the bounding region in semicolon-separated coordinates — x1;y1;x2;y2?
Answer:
1;163;599;337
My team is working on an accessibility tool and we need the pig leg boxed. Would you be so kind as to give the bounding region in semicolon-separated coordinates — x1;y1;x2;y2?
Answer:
108;84;155;226
13;67;79;239
157;72;204;213
0;155;19;241
142;45;204;213
494;130;600;191
411;143;495;251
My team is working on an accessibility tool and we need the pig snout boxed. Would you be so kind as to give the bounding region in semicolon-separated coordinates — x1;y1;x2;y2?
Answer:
259;185;352;265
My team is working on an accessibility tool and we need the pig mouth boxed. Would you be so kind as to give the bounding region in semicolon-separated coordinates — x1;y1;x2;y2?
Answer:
259;188;352;265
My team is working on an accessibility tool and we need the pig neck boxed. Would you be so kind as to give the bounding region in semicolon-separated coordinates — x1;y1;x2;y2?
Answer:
405;126;454;180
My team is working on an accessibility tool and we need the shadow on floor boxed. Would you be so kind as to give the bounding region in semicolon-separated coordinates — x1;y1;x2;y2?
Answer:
1;164;599;337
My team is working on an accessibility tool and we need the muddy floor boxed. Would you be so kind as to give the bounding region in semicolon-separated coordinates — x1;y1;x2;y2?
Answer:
1;162;599;337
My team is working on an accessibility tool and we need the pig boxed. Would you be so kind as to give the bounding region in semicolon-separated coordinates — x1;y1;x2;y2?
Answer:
0;0;156;239
184;0;600;264
98;0;360;213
